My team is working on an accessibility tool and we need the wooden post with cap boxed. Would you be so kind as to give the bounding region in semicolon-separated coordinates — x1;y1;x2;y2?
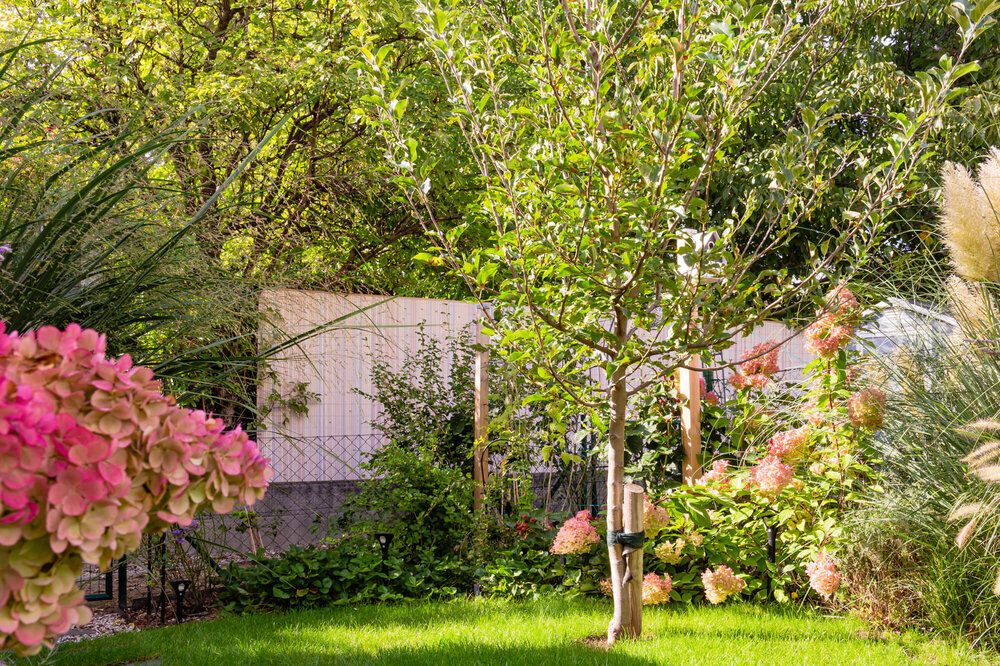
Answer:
623;483;644;637
678;351;702;485
676;229;719;486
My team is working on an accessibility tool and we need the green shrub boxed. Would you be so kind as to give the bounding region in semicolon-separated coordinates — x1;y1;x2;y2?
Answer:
357;326;477;470
219;540;473;613
335;443;475;558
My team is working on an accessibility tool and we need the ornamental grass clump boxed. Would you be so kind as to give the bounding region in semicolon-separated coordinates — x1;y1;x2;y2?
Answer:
0;323;272;655
940;148;1000;283
550;510;600;555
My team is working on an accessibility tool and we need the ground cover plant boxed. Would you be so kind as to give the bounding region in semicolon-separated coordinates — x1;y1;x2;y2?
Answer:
17;598;991;666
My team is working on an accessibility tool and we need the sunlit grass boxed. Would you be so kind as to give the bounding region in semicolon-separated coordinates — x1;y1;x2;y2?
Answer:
19;598;992;665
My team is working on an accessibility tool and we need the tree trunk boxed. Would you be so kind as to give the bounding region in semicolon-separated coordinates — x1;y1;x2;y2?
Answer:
606;366;637;644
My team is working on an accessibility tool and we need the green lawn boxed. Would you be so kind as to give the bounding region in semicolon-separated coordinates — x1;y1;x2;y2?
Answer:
19;598;990;666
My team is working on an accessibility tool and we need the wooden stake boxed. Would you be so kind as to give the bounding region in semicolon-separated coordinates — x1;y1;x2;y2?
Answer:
624;483;644;638
679;355;703;485
473;327;490;511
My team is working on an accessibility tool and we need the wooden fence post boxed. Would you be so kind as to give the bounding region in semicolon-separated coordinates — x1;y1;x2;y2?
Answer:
624;483;644;638
473;324;490;511
679;356;702;485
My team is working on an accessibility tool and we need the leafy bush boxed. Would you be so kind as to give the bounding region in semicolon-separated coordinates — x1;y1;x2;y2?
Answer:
336;443;475;558
357;326;477;470
220;540;472;613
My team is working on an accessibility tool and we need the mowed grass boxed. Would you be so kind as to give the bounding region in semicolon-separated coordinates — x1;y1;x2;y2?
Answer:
17;598;991;666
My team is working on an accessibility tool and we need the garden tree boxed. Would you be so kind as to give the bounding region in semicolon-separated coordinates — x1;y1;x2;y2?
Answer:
705;0;1000;301
1;0;474;298
7;0;1000;298
356;0;996;643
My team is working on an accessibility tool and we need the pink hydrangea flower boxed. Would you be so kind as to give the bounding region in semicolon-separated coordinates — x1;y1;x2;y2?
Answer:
825;284;860;324
550;510;600;555
740;341;780;377
642;572;673;605
749;455;794;498
0;323;272;655
806;551;841;599
847;388;886;431
704;391;719;407
805;313;854;359
730;372;768;391
768;426;811;460
599;577;613;597
702;564;746;604
698;459;731;488
644;497;670;535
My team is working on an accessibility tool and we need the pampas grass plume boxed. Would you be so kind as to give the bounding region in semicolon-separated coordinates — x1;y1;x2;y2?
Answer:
940;150;1000;282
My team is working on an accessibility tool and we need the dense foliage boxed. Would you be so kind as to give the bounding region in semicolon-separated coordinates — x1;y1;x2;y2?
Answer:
356;327;477;469
336;443;475;558
219;540;471;613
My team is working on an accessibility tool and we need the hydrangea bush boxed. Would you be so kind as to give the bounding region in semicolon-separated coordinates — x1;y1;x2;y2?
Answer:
641;286;882;605
508;287;879;607
0;324;272;655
